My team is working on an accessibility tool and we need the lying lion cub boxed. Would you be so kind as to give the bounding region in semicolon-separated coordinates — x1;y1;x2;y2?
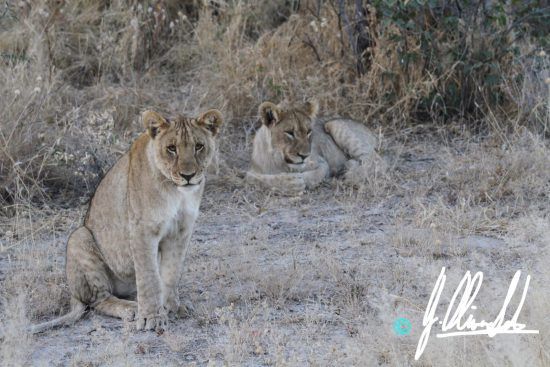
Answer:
31;108;223;333
246;100;380;194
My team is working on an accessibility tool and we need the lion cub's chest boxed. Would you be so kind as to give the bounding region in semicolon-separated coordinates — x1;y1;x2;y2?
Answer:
158;184;202;238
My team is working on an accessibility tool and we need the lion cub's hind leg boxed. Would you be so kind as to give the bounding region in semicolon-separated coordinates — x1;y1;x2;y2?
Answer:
324;119;377;162
324;119;383;183
95;296;137;321
66;227;136;321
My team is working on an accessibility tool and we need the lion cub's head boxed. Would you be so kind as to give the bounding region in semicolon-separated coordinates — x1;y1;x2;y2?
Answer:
258;100;318;168
142;109;223;187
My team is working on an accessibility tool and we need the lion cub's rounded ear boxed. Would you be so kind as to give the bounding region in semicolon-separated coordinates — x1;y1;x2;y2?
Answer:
259;101;281;127
142;110;170;138
304;99;319;119
197;109;223;136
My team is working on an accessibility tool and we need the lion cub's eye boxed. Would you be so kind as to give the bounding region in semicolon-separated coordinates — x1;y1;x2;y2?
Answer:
195;143;204;152
167;145;177;154
284;131;295;139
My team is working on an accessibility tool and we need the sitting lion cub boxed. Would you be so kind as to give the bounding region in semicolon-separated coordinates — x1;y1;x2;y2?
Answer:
246;100;380;194
31;108;223;333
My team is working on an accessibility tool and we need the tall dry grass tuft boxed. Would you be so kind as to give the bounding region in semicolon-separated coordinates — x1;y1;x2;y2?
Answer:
193;2;365;121
0;0;199;209
411;131;550;236
0;293;33;366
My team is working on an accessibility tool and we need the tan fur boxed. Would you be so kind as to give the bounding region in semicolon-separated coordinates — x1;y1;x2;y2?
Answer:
247;100;379;194
30;108;223;333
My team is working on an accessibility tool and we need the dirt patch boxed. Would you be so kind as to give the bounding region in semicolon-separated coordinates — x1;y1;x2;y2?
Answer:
2;132;548;365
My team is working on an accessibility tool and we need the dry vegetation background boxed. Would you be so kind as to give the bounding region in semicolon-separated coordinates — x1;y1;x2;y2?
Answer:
0;0;549;366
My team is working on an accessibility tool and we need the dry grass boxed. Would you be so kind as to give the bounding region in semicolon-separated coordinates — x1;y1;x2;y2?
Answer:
2;130;548;365
0;294;33;366
0;0;549;366
2;0;547;208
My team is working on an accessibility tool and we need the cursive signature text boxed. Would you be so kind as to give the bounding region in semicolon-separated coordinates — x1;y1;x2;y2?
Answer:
415;267;539;360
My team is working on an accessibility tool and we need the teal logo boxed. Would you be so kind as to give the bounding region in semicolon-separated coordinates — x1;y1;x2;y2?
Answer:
393;317;412;336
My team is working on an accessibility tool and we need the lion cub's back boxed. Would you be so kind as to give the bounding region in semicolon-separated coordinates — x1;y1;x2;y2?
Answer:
328;118;377;151
86;153;130;226
312;119;347;175
84;153;134;274
314;117;378;175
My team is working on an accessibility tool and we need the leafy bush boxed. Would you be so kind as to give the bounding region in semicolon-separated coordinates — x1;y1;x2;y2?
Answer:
365;0;549;126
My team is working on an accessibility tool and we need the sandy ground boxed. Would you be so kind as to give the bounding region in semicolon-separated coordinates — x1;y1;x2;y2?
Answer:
1;129;549;366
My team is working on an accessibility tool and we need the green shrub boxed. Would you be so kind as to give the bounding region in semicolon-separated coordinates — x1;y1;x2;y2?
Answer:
357;0;549;126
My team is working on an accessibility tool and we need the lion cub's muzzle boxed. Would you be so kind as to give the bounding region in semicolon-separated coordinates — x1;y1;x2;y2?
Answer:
284;152;310;165
172;171;203;186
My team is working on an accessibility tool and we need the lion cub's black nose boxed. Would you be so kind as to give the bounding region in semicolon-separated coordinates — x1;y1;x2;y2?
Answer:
297;153;309;160
179;172;196;182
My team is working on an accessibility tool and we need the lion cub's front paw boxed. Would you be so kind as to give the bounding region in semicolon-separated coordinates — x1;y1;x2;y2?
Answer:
136;308;168;331
122;305;138;322
277;174;305;195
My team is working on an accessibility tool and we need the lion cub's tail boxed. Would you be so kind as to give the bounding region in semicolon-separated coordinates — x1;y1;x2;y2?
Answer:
0;299;87;340
0;298;88;341
28;298;88;335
